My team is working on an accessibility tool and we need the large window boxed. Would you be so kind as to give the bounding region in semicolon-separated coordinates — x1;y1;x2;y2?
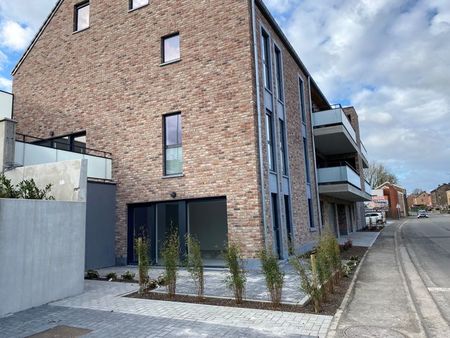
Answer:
129;0;148;10
261;29;272;91
74;1;90;32
162;33;180;64
279;119;288;175
265;111;276;171
164;113;182;175
274;46;284;101
308;198;315;229
299;78;306;123
303;138;310;184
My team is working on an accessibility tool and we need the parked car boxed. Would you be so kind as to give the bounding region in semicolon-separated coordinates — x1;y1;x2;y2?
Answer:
365;212;384;226
417;210;429;218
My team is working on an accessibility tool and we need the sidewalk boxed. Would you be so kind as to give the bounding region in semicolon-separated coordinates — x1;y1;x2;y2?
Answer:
328;223;423;337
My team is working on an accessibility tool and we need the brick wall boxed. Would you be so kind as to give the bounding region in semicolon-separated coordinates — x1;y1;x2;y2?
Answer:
13;0;265;259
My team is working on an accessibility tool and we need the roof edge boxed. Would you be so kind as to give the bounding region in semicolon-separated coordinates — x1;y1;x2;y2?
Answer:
255;0;330;108
11;0;65;76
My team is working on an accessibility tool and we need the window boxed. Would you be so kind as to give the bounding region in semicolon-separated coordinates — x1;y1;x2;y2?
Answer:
271;193;281;259
299;78;306;123
303;138;310;183
274;46;284;101
164;113;182;175
279;119;288;175
74;1;90;32
162;33;180;64
307;198;315;228
261;29;272;91
265;111;276;171
129;0;148;10
284;195;292;245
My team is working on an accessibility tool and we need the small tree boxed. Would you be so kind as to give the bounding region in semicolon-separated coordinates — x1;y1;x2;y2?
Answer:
136;236;150;294
259;249;284;307
290;254;322;313
224;242;246;304
185;234;204;298
161;231;179;298
0;174;54;200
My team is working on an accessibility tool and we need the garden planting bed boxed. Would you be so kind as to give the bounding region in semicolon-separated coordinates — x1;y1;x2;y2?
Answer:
126;245;368;316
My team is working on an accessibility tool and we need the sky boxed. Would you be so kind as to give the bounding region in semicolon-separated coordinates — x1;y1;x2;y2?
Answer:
0;0;449;192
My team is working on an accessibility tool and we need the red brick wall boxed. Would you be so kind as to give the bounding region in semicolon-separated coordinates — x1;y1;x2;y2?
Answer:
13;0;264;259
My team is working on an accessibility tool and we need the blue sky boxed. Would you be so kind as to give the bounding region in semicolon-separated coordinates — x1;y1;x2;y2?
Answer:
1;0;449;192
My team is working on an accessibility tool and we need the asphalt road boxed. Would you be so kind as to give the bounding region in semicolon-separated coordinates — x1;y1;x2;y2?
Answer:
401;213;450;327
330;214;450;338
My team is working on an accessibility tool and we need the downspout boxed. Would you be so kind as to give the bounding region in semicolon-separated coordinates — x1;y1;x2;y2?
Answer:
308;76;323;234
251;0;268;249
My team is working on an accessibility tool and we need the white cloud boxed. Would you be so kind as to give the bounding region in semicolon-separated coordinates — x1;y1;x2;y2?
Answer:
0;0;58;29
0;20;34;51
0;76;11;91
265;0;450;191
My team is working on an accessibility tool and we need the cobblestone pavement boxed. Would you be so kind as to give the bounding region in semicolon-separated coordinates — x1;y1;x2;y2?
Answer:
0;281;332;337
97;266;308;304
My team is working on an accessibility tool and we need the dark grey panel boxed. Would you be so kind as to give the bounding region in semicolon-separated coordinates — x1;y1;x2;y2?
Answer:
85;181;116;270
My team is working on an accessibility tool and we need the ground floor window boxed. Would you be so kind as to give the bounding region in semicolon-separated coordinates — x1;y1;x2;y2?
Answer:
128;197;227;266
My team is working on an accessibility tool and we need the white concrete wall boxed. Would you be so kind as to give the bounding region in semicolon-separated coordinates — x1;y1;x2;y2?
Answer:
4;159;87;202
0;199;86;317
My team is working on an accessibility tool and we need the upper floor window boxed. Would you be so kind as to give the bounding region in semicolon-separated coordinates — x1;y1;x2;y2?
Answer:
266;110;276;171
261;29;272;91
279;119;288;175
162;33;180;64
299;78;306;123
129;0;149;10
74;1;90;32
303;137;311;184
274;46;284;101
164;113;183;176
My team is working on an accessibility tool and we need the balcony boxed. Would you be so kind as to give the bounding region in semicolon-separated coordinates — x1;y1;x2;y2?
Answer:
313;108;358;156
0;91;13;120
317;164;372;201
360;141;369;168
14;133;112;180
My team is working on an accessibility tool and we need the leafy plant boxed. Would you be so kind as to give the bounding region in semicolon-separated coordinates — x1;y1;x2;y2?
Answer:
161;231;179;298
185;234;204;298
290;255;322;313
106;272;117;281
136;236;150;293
260;249;284;307
121;270;135;281
85;269;99;279
224;242;246;304
0;174;54;200
157;274;167;286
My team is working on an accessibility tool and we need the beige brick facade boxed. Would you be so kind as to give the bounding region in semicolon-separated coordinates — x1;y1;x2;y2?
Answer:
12;0;326;262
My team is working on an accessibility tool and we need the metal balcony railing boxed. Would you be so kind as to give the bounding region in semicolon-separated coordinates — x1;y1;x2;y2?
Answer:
317;164;362;189
313;108;357;144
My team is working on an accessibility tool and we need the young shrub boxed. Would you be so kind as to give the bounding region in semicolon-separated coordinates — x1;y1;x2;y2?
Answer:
224;242;246;304
156;274;167;286
136;236;150;293
17;179;54;200
185;234;204;299
290;255;322;313
0;174;18;198
106;272;117;281
85;269;99;279
316;242;332;298
259;249;284;308
161;231;179;298
121;270;135;281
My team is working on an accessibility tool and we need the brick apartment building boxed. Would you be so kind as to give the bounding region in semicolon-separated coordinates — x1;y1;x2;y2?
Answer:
10;0;370;266
431;183;450;210
407;191;432;210
375;182;408;218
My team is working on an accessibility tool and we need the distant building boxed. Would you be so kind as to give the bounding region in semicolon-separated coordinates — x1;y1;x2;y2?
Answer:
375;182;408;218
431;183;450;210
407;191;432;210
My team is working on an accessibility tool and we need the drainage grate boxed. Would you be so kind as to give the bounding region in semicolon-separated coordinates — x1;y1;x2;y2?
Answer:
26;325;92;338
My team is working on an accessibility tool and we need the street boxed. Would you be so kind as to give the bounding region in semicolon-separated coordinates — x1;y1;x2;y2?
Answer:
330;214;450;338
401;214;450;332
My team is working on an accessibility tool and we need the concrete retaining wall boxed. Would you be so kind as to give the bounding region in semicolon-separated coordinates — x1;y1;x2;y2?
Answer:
0;199;86;317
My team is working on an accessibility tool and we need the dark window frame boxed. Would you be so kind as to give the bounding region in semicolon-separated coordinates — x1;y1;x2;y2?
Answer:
299;78;306;124
73;1;90;32
128;0;149;11
274;45;284;101
279;119;288;175
163;112;182;176
261;29;272;91
303;137;311;184
161;32;181;64
265;110;276;172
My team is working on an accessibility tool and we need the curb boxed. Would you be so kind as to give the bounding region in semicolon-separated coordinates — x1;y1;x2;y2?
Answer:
325;247;371;338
